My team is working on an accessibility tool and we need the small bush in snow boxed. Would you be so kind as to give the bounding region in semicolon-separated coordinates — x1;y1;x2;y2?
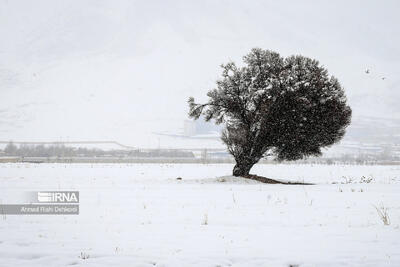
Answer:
79;252;90;260
374;204;390;226
360;175;373;183
342;176;353;184
202;213;208;225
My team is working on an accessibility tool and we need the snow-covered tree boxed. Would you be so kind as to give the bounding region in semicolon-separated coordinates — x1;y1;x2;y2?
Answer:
4;141;18;156
188;48;352;176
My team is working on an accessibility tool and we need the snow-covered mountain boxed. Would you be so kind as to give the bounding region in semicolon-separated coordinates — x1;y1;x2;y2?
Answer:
1;0;399;148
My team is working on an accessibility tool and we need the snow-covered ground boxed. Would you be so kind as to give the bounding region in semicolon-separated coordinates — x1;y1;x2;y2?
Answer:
0;163;399;266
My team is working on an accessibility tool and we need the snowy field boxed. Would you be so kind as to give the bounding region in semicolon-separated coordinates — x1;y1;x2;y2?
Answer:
0;163;399;267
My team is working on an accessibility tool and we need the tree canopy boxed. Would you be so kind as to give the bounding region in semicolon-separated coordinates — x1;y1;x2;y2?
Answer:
189;48;352;176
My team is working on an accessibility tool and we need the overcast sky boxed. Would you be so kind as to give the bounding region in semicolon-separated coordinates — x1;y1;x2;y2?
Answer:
0;0;399;147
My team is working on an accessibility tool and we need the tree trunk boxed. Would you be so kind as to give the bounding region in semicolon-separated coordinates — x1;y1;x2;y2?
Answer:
232;161;255;176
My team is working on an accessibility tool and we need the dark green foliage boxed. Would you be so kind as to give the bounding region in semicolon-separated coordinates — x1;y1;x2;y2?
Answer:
189;48;352;176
